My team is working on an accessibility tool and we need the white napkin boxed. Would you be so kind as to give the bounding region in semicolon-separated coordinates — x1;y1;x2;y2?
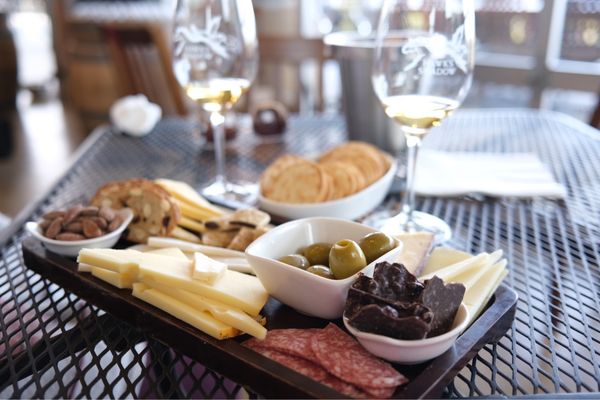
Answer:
110;94;161;137
414;150;567;198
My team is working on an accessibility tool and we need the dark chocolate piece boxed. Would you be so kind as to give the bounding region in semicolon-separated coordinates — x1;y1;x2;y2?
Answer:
371;262;425;302
420;276;465;338
349;304;431;340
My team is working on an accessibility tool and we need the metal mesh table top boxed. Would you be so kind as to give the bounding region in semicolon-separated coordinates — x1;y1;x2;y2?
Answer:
1;109;599;398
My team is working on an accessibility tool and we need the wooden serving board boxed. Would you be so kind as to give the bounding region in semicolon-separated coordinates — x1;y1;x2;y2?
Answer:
21;237;517;399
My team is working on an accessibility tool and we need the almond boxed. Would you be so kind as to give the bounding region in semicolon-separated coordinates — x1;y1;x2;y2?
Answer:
56;232;86;241
82;219;103;238
45;217;63;239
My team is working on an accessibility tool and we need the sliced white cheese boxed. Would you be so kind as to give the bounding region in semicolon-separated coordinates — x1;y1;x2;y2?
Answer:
78;248;141;274
132;283;237;340
394;232;434;275
138;266;268;317
423;247;472;276
155;179;225;217
147;237;245;258
78;263;93;273
193;252;227;284
419;252;488;282
449;250;504;288
465;265;508;323
91;267;136;289
146;247;188;261
144;279;267;339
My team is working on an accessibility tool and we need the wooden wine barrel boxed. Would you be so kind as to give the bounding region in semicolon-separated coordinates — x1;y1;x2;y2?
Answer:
63;22;123;129
0;14;18;111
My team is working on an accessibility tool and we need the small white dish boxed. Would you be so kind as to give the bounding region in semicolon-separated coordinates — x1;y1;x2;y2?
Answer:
25;209;134;257
344;303;470;364
258;161;397;220
245;217;403;319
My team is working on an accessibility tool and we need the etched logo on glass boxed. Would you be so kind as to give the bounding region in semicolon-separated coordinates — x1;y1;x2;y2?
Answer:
173;8;239;66
401;24;468;76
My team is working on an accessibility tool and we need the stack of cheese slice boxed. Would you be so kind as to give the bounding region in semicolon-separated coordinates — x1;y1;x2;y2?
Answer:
77;246;268;340
419;247;509;324
155;178;226;243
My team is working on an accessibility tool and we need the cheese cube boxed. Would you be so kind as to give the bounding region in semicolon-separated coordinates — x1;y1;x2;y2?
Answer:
193;252;227;284
91;267;136;289
144;278;267;339
132;283;238;340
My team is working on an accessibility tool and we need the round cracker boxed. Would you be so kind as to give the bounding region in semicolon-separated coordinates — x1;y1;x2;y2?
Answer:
259;155;305;197
263;160;328;203
319;142;386;185
319;161;362;200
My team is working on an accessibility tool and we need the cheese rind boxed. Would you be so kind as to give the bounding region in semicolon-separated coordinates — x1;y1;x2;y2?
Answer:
91;267;136;289
144;279;267;339
132;283;238;340
193;252;227;284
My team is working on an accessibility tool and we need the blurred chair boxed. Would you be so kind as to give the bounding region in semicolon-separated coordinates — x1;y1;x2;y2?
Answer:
591;94;600;129
257;36;327;113
103;22;188;116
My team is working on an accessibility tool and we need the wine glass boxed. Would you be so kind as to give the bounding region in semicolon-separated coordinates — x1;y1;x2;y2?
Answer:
172;0;258;202
370;0;475;242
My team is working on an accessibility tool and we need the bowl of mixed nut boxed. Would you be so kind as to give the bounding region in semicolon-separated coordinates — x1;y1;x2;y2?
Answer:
25;204;134;257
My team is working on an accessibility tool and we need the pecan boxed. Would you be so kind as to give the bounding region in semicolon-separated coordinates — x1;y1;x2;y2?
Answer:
82;219;103;238
56;232;86;241
45;217;64;239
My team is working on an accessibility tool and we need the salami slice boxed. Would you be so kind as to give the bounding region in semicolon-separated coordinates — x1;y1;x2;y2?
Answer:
320;374;368;398
311;323;408;389
248;346;329;381
244;328;319;360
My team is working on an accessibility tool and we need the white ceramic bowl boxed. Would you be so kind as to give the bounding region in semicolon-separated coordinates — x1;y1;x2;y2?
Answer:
25;209;134;257
258;162;397;220
344;303;470;364
245;217;404;319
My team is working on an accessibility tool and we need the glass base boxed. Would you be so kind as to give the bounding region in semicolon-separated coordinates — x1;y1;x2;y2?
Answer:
363;210;452;245
201;179;258;205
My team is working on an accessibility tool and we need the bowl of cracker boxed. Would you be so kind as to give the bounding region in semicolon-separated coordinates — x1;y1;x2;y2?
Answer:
258;142;396;220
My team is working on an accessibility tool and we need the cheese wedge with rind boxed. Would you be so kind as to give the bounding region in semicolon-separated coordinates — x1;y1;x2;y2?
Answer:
193;252;227;284
148;237;244;258
146;247;188;261
423;247;472;276
91;267;136;289
132;283;238;340
394;232;434;275
143;278;266;339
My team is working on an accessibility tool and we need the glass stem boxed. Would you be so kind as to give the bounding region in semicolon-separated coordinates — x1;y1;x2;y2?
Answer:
402;132;422;226
210;111;227;190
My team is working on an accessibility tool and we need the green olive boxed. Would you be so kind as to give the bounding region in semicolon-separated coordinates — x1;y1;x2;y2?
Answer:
329;239;367;279
302;242;332;266
278;254;310;270
306;265;334;279
359;232;398;263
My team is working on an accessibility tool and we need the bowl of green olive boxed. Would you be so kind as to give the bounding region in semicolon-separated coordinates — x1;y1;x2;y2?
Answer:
245;217;403;319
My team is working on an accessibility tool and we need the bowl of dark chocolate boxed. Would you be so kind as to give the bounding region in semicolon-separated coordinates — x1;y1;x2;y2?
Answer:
343;262;469;364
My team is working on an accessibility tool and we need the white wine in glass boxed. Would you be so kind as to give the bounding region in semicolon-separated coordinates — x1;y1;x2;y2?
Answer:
173;0;258;202
370;0;475;242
